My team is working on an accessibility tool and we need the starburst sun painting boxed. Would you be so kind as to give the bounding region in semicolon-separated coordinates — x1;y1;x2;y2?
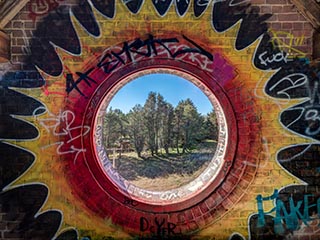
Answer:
0;0;320;239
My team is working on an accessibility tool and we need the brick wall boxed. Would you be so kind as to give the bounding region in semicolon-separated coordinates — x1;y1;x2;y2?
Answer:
0;0;315;76
0;1;318;239
257;0;314;58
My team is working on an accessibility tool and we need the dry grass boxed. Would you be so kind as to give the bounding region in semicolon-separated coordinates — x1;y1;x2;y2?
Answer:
111;141;217;191
130;167;208;191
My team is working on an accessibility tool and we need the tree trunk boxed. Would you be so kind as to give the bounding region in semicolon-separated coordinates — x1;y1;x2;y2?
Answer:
165;146;169;155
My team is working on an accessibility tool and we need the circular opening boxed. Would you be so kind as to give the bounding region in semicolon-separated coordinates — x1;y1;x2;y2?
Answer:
94;69;228;204
105;74;218;191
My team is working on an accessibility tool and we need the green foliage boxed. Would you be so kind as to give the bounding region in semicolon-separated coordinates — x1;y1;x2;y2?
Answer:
103;108;128;148
143;92;158;155
103;92;218;157
174;99;206;153
203;110;219;140
127;104;146;157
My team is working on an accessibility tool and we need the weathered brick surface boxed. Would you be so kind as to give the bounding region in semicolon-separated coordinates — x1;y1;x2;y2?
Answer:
253;0;314;58
0;0;318;239
0;0;315;75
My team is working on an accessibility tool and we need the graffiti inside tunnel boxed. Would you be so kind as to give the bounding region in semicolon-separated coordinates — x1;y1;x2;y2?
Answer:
0;0;319;239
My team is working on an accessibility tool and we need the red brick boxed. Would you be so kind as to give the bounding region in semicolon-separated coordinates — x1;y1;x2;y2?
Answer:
299;14;308;21
10;56;20;63
11;30;23;38
221;181;234;193
194;216;206;228
25;21;36;29
271;5;283;13
278;13;300;21
251;0;267;4
12;21;23;28
270;22;282;30
260;5;272;13
217;188;228;199
282;22;293;29
185;209;194;221
205;195;217;209
11;47;23;54
298;236;311;240
304;38;312;46
293;22;304;30
16;38;27;45
19;12;30;20
230;162;245;177
302;29;313;38
290;30;304;36
226;192;237;205
266;0;288;4
209;208;218;218
267;14;278;21
296;46;312;56
187;221;199;232
238;177;250;189
177;213;185;224
304;22;314;30
283;5;297;13
192;206;202;218
199;202;209;214
221;197;233;210
202;212;213;225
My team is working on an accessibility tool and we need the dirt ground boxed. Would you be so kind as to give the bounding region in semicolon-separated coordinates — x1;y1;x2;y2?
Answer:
112;141;217;191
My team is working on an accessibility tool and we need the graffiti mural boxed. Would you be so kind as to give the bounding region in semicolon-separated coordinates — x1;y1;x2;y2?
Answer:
0;0;319;239
28;0;66;21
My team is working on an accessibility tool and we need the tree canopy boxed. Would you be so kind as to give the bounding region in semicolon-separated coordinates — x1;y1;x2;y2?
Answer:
103;92;218;157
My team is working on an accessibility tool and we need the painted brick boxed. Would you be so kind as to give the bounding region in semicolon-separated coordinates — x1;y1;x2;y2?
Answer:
192;206;202;219
187;221;199;232
0;0;317;239
177;213;186;224
205;195;218;209
199;202;209;214
202;212;213;225
185;209;194;221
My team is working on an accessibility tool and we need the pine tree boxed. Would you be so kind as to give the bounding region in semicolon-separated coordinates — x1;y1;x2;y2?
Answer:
143;92;157;156
127;104;146;158
103;108;128;148
174;99;204;153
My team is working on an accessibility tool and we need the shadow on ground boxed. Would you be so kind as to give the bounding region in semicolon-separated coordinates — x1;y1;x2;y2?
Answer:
114;142;217;181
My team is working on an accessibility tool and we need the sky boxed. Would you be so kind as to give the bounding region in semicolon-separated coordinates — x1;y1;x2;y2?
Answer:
108;73;213;115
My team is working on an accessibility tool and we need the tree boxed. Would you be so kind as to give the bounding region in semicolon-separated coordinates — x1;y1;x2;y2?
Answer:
161;102;174;154
127;104;146;158
103;108;128;148
203;110;219;140
104;91;209;157
155;93;165;154
174;99;204;153
143;92;157;156
155;93;172;154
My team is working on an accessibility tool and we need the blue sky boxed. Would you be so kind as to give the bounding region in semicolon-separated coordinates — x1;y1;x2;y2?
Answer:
108;73;213;115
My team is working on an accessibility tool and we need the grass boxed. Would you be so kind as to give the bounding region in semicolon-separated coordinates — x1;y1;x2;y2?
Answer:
110;140;217;191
